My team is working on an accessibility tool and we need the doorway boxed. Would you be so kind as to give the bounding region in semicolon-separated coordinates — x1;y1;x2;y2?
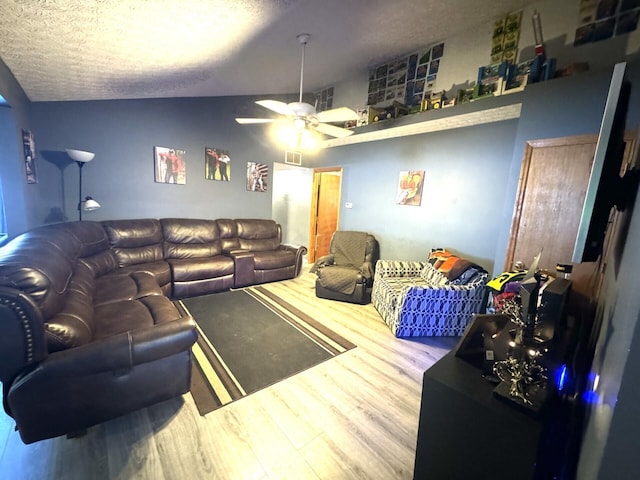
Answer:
506;132;637;302
308;168;342;263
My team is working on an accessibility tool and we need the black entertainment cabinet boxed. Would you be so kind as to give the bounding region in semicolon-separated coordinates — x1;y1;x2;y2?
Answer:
413;351;577;480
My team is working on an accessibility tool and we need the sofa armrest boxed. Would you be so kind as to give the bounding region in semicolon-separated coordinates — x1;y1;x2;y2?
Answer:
0;287;48;385
223;248;247;256
280;243;308;276
374;260;426;279
17;317;197;379
227;250;255;288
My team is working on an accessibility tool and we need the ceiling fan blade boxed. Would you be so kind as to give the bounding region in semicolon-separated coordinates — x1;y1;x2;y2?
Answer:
316;107;359;123
256;100;295;116
315;122;355;138
235;118;275;124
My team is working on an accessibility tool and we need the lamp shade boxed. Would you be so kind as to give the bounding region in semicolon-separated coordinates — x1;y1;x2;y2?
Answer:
66;149;95;163
83;196;100;211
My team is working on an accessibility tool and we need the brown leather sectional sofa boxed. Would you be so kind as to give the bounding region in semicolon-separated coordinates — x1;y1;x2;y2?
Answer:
0;217;307;444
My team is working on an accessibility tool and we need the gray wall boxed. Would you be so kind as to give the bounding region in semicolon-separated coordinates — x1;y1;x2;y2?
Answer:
30;96;291;223
0;58;40;237
316;119;519;272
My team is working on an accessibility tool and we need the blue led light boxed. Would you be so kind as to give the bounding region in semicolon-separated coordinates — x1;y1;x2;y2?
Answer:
556;363;568;391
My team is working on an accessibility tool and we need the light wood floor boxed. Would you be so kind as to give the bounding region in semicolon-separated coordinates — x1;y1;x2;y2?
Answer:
0;271;457;480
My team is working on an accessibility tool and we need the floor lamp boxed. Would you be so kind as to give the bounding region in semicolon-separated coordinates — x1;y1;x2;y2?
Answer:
66;149;101;221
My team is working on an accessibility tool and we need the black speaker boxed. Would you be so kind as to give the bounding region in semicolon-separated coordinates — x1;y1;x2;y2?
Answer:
520;276;539;317
536;278;572;344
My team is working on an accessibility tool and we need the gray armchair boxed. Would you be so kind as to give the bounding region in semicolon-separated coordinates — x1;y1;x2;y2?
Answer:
310;231;379;304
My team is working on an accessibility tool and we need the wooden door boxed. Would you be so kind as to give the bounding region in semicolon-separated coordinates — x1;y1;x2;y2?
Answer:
506;133;636;302
308;168;341;262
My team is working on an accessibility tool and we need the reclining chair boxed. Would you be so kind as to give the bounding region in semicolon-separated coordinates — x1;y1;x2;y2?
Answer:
310;231;379;304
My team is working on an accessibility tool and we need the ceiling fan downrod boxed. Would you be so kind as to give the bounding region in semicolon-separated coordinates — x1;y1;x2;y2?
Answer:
297;33;310;103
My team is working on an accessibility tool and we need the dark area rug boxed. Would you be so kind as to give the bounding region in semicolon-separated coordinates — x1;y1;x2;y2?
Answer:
176;285;356;416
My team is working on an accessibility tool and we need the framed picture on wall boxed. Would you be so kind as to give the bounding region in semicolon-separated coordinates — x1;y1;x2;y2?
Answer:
205;147;231;181
154;146;186;184
22;129;37;184
396;170;425;206
246;162;268;192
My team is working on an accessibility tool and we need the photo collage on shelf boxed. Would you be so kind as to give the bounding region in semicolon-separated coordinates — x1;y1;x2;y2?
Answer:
574;0;640;46
366;42;445;108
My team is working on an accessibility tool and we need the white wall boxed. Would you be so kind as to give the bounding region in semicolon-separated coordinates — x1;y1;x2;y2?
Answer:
272;162;312;249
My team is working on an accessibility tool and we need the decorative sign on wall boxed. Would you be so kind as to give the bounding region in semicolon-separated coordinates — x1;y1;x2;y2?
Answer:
396;170;425;206
22;129;37;184
247;162;268;192
574;0;640;46
491;11;523;64
367;43;445;108
154;146;186;184
205;147;231;181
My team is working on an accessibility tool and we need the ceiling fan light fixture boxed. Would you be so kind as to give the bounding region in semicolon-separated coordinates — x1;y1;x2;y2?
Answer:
298;129;318;152
293;117;306;131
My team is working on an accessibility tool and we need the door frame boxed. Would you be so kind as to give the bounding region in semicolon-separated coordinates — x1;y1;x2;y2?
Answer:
505;134;597;271
308;167;342;263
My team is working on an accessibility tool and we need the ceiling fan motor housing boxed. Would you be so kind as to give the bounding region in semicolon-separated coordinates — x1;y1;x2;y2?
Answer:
288;101;316;117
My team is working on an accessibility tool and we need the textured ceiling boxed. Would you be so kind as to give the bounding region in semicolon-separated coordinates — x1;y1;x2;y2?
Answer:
0;0;539;102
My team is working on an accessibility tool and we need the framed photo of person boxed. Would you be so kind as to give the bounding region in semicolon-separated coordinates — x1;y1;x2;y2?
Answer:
154;146;186;184
205;147;231;181
22;129;37;184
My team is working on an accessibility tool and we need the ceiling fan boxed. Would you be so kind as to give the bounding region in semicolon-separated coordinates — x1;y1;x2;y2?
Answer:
235;33;358;139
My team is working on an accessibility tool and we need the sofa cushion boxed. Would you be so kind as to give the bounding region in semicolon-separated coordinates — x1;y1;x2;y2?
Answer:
114;261;172;288
161;218;222;258
44;288;95;352
94;271;163;306
102;219;164;267
79;249;120;278
63;221;111;259
168;256;234;282
93;300;154;340
92;295;182;340
253;250;296;270
236;219;281;252
216;218;239;251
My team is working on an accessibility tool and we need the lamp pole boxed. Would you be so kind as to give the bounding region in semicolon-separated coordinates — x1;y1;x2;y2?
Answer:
77;161;84;221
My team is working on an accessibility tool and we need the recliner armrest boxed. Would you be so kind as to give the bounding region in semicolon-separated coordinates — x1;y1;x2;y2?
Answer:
360;261;375;281
310;254;334;274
